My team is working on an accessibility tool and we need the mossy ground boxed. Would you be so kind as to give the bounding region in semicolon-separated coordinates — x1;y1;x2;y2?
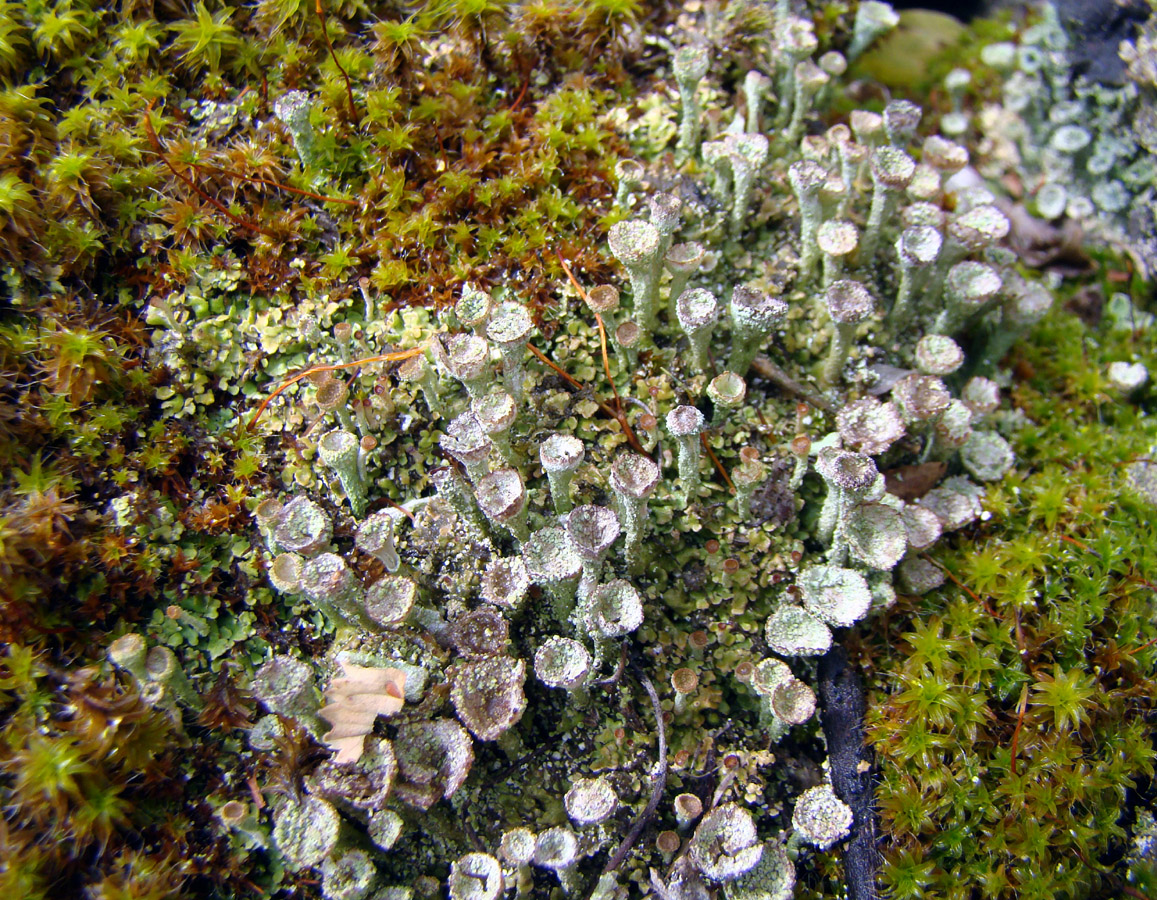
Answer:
0;0;1155;898
865;277;1157;898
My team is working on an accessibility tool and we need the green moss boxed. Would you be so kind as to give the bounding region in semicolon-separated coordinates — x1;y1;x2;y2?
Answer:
869;301;1157;899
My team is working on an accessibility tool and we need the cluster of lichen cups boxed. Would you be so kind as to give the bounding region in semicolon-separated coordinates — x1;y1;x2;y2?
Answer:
969;5;1152;246
202;7;1051;898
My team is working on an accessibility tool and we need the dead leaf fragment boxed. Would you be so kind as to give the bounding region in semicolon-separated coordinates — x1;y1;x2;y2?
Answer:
318;662;406;764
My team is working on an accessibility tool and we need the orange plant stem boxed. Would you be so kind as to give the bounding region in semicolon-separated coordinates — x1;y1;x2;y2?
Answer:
921;553;998;618
247;347;425;431
554;250;645;456
702;433;734;492
526;342;647;457
316;0;358;121
527;342;584;390
1008;684;1029;777
144;105;276;237
188;160;358;206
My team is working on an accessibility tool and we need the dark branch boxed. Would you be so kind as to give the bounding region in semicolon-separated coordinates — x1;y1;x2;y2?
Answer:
818;645;879;900
601;668;668;876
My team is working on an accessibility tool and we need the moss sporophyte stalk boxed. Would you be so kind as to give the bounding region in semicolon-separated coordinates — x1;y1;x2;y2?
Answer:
3;0;1157;898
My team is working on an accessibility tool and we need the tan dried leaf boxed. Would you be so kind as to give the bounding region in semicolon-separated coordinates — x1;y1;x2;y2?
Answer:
318;662;406;764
